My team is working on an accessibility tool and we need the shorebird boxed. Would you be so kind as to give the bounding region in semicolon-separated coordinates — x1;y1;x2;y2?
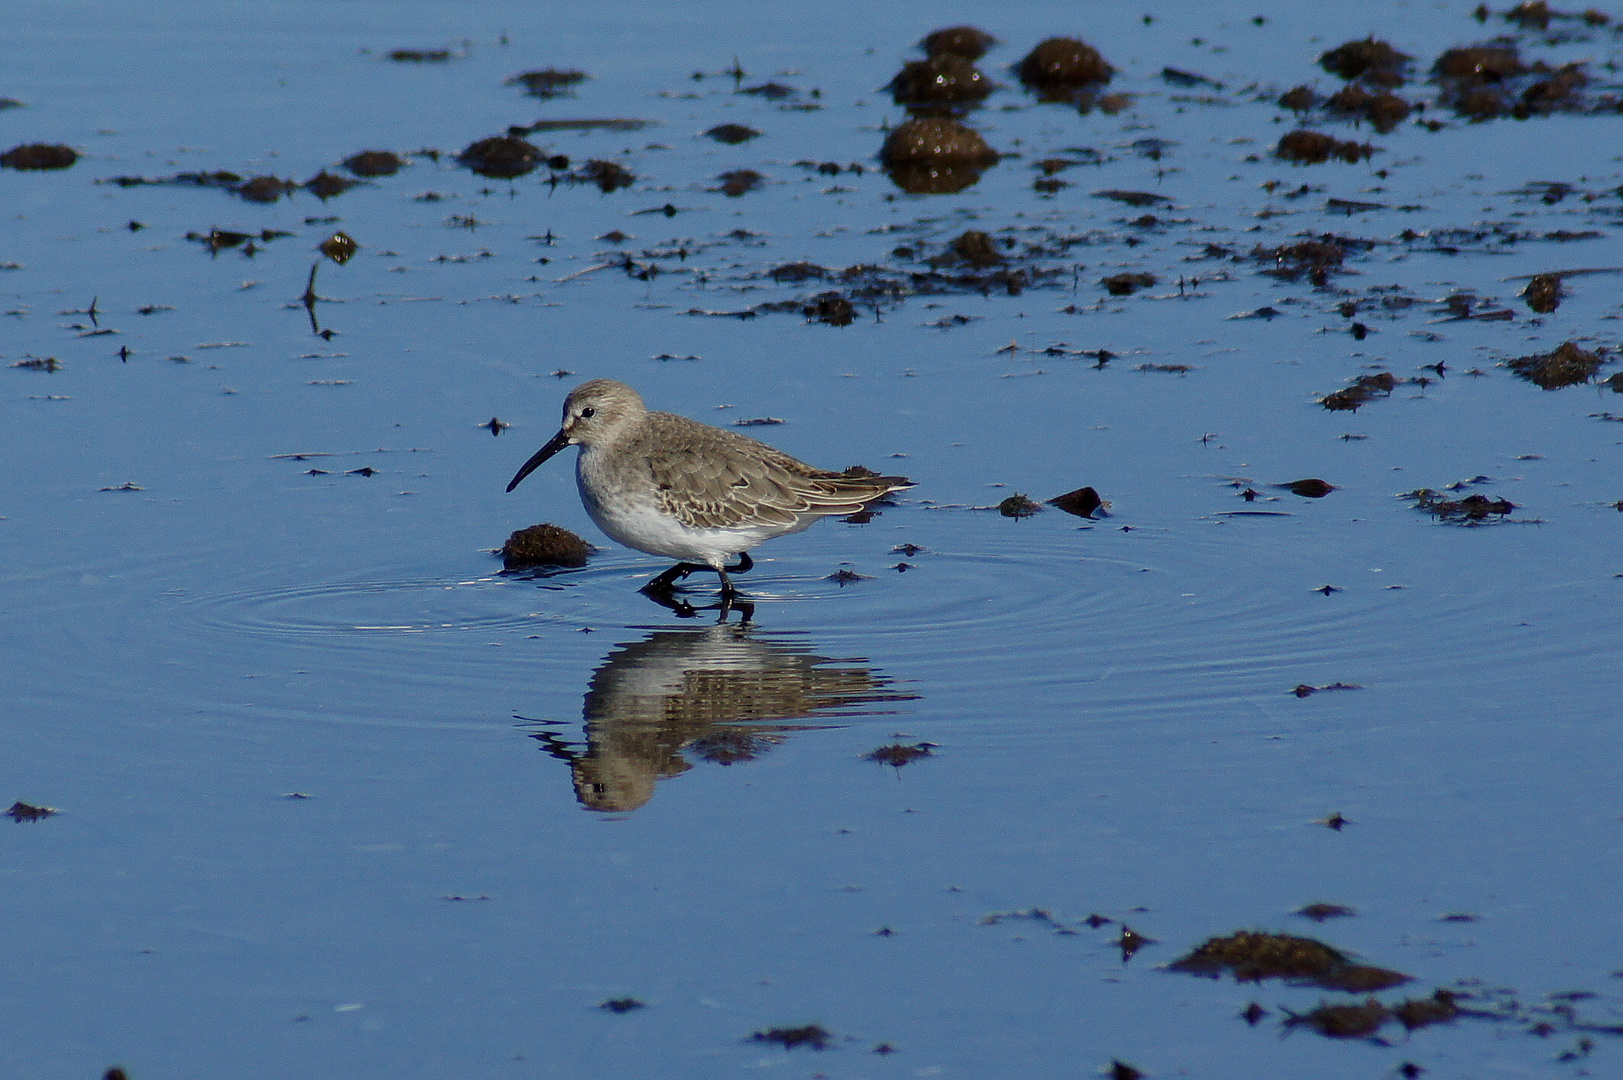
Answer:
505;379;911;596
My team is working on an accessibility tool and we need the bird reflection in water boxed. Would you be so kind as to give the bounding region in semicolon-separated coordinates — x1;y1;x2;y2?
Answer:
520;624;916;812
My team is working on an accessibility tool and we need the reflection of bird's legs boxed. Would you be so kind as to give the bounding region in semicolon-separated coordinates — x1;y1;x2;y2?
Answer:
717;593;755;626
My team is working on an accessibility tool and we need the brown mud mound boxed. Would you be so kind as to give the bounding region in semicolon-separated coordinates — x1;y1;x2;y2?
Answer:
888;55;993;106
1016;37;1114;96
922;25;996;60
500;523;590;569
457;135;544;179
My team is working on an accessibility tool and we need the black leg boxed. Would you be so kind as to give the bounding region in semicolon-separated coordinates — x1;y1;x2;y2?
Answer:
646;561;705;591
725;551;754;575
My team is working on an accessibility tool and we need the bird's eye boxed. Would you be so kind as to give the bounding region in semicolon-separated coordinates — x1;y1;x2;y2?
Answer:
580;406;596;419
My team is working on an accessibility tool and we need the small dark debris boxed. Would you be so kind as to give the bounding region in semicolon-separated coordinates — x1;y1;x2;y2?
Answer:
803;292;856;326
1319;371;1398;410
1162;66;1221;88
506;68;588;98
599;997;646;1013
704;123;760;144
457;135;544;180
1117;925;1153;960
749;1024;832;1051
873;1042;898;1054
388;48;452;62
1242;1002;1269;1025
1276;130;1376;164
923;25;996;60
1320;38;1411;84
1320;812;1350;830
1297;903;1356;922
1507;340;1602;389
1522;273;1564;313
1102;272;1156;296
11;357;60;371
343;150;406;177
1094;189;1172;207
1048;486;1102;518
770;261;827;284
502;523;590;569
1;143;78;170
6;801;55;822
866;742;935;766
998;493;1041;518
740;81;796;99
938;229;1004;267
716;168;762;197
827;567;869;585
1409;489;1517;522
319;231;358;265
1394;990;1460;1030
1285;998;1390;1039
572;159;636;193
1279;85;1318;111
1282;478;1336;498
1293;681;1363;697
1108;1061;1144;1080
304;170;360;199
237;176;294;203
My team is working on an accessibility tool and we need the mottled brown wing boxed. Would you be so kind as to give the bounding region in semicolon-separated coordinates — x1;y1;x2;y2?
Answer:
636;413;909;530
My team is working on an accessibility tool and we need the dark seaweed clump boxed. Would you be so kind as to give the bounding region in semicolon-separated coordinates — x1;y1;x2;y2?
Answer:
880;116;998;194
922;25;996;60
501;523;589;569
1319;37;1411;85
749;1024;832;1050
1506;340;1603;388
1320;371;1398;411
704;123;760;144
1016;37;1115;98
1408;489;1518;522
457;135;545;179
1169;931;1411;992
1254;236;1362;287
343;150;406;177
888;54;993;107
1;143;78;170
1276;130;1377;164
506;68;588;98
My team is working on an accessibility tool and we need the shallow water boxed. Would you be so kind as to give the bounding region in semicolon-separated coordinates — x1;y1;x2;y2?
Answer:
5;1;1623;1077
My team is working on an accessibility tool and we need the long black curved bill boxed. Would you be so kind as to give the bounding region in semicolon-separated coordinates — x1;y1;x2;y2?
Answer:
505;428;571;492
